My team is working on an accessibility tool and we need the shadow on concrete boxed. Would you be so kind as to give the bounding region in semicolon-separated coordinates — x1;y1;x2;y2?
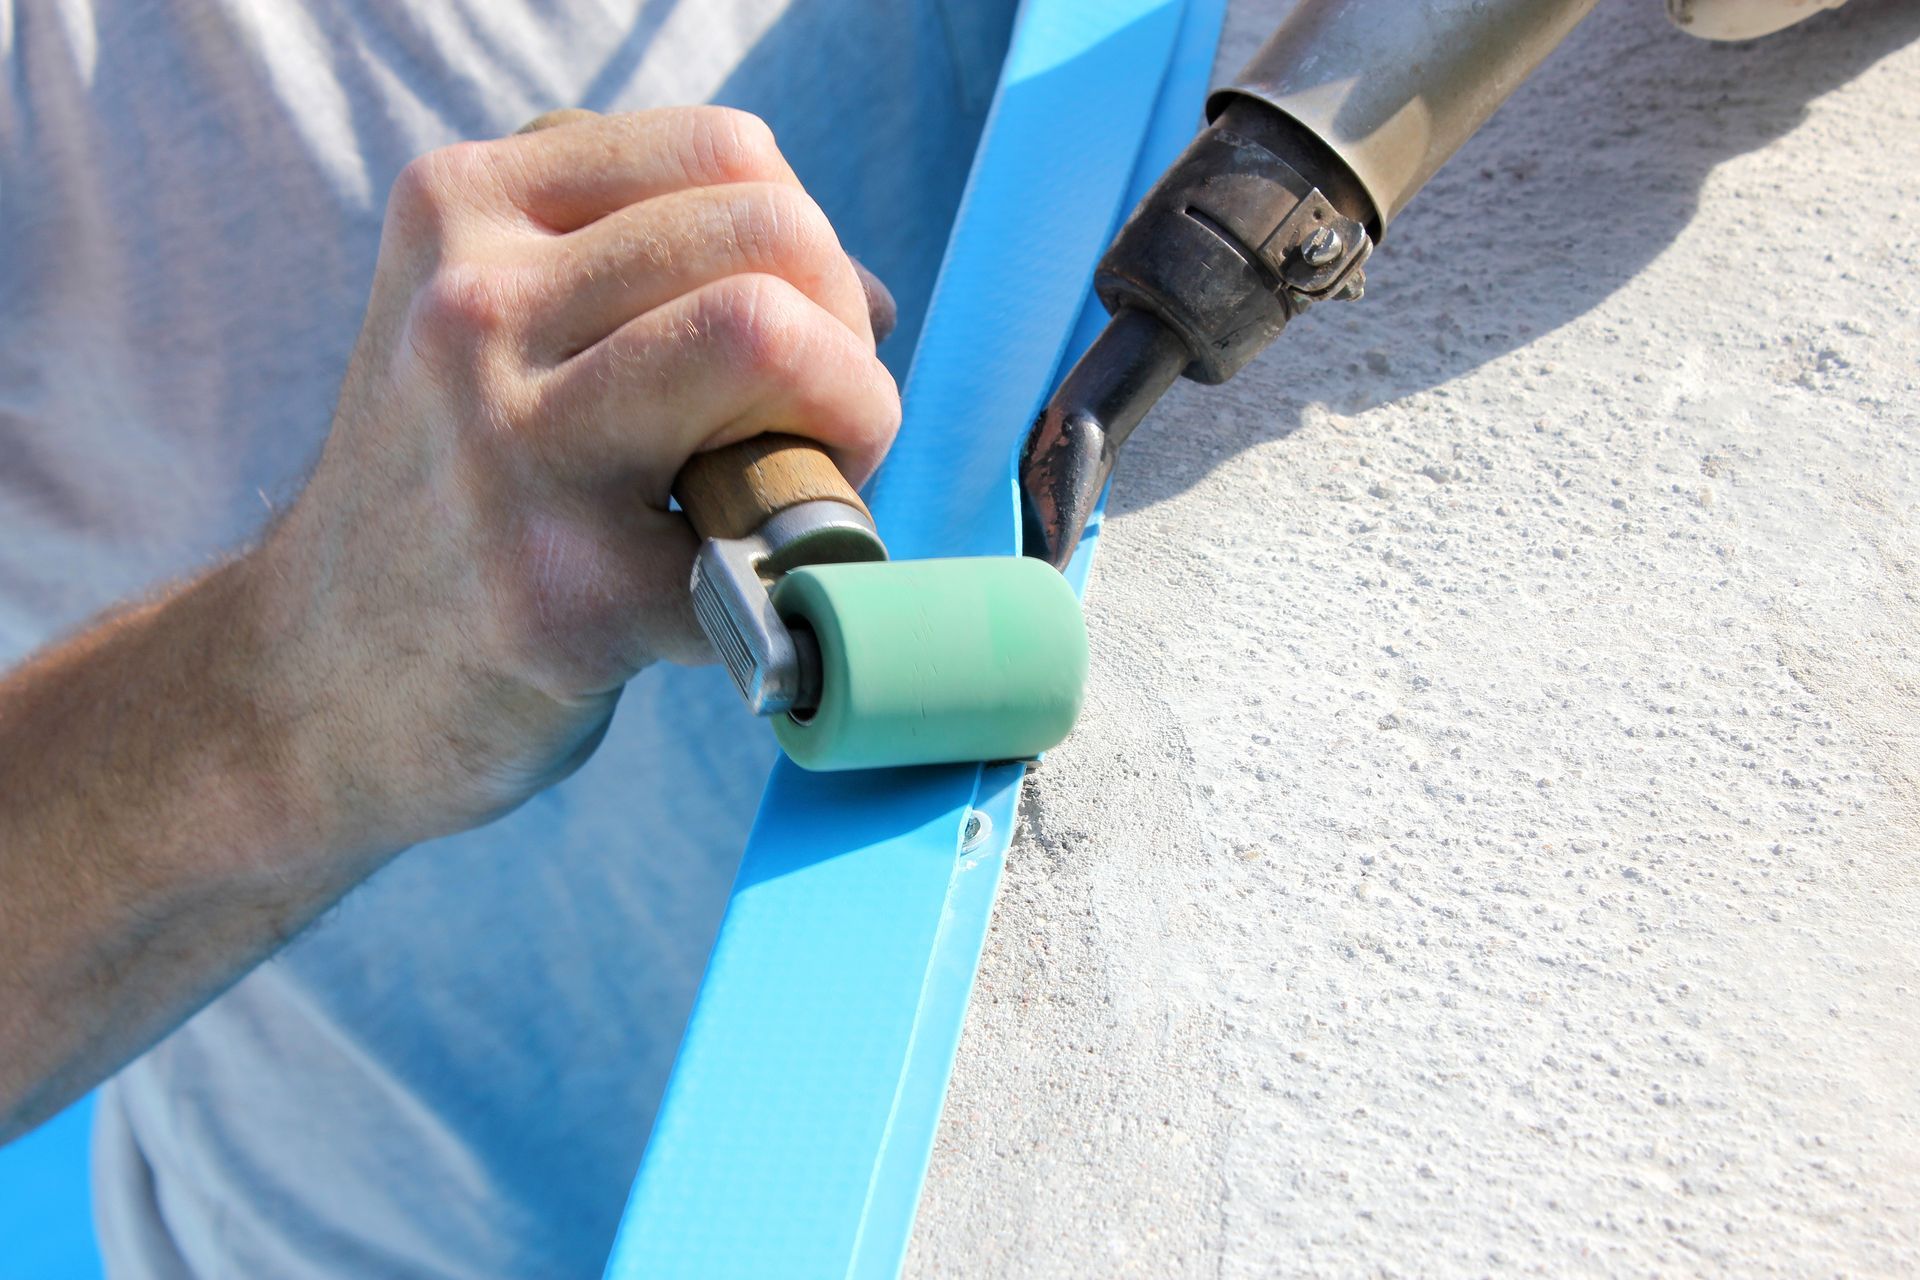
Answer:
1107;0;1920;522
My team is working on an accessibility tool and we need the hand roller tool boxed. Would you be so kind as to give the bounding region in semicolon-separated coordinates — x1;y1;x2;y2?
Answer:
674;436;1088;772
1021;0;1602;569
504;114;1088;773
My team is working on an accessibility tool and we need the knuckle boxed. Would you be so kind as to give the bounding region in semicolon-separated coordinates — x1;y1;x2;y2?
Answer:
391;142;490;217
719;184;792;270
388;157;438;221
410;260;524;351
702;274;806;380
686;107;785;184
743;183;836;267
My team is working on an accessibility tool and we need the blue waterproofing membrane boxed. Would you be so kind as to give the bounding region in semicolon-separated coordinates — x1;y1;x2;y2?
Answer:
0;4;1224;1275
603;1;1226;1276
0;1094;101;1279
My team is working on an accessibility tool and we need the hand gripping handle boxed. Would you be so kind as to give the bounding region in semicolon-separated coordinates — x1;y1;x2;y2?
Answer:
510;113;874;545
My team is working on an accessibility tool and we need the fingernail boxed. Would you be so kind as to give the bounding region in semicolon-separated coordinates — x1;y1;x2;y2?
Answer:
514;108;600;136
851;258;898;347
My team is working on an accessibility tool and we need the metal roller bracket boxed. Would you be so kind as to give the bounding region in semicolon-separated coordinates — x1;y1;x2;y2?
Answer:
688;500;885;716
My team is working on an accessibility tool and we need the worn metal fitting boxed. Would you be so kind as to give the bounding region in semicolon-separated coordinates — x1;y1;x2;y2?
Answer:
1301;225;1344;267
1091;110;1374;385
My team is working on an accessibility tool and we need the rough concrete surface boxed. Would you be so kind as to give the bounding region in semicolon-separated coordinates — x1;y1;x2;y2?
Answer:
907;1;1920;1275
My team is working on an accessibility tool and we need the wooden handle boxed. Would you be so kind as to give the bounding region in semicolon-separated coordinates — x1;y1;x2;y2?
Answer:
672;435;871;541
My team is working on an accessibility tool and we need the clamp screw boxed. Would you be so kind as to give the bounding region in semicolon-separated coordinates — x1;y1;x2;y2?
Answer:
1301;226;1344;267
960;809;992;852
1337;274;1366;302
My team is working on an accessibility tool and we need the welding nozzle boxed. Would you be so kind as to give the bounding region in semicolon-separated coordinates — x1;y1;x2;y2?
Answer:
1018;96;1377;570
1019;311;1191;570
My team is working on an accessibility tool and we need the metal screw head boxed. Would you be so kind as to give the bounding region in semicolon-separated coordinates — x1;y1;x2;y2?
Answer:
960;809;992;853
1301;225;1344;267
1337;273;1366;302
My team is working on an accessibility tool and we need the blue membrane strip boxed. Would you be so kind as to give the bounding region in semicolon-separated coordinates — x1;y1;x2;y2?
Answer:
0;1094;102;1279
602;1;1225;1276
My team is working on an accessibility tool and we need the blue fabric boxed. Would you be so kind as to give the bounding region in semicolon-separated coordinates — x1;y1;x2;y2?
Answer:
602;0;1227;1275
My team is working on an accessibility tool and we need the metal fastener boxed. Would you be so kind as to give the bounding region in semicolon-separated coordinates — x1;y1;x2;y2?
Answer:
1300;225;1344;267
960;809;992;853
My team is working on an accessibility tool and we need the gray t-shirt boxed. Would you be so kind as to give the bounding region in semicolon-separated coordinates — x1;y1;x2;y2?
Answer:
1;1;1012;1273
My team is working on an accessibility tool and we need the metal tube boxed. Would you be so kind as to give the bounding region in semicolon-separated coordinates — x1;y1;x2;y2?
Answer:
1209;0;1599;233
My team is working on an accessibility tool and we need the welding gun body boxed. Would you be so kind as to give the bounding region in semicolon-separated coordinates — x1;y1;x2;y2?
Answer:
1022;0;1599;569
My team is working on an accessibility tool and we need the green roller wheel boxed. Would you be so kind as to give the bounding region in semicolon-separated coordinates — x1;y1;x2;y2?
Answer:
770;557;1089;772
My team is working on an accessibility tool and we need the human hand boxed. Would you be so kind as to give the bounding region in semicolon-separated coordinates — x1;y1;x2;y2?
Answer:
249;107;901;849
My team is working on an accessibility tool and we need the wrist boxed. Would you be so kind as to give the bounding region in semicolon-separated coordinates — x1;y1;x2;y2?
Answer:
212;536;404;880
238;499;570;859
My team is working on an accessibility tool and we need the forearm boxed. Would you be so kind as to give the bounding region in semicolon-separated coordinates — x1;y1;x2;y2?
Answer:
0;106;901;1144
0;552;387;1140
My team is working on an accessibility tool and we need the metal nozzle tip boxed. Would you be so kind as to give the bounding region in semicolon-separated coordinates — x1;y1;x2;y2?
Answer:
1020;406;1109;570
1018;310;1194;570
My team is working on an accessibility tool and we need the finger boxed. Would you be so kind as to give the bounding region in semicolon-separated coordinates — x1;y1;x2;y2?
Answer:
528;182;873;361
851;259;897;347
487;107;799;232
535;273;900;505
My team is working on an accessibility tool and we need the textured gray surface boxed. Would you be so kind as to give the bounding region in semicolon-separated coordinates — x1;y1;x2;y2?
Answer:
908;1;1920;1274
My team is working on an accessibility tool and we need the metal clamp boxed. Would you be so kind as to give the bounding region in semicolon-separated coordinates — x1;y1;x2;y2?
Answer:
689;500;885;716
1092;115;1373;385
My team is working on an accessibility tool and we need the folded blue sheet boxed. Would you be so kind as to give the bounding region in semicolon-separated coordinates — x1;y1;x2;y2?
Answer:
602;1;1228;1275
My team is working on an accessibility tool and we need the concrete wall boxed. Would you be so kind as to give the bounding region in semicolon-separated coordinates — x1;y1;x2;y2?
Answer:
911;1;1920;1273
